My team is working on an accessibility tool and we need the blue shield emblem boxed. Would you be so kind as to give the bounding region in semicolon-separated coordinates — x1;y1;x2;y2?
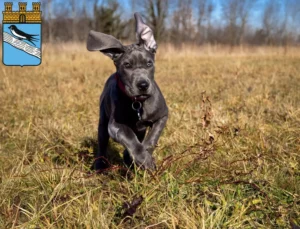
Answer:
2;2;42;66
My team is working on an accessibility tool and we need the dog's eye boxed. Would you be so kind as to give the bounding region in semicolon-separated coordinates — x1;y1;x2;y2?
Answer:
147;61;153;67
124;63;132;68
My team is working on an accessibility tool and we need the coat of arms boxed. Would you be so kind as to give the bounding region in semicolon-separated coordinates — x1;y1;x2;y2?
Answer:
2;2;42;66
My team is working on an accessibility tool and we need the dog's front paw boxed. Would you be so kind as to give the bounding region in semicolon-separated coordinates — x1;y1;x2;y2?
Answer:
133;145;156;170
93;157;110;172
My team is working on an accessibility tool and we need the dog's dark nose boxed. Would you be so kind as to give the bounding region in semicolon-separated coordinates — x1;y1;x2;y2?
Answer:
137;80;149;91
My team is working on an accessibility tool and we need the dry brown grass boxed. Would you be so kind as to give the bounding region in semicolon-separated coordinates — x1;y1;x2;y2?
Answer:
0;44;299;228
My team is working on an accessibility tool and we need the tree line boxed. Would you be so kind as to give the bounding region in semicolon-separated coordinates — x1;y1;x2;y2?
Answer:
6;0;300;46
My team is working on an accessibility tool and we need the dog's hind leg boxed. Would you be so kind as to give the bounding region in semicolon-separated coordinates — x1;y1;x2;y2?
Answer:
94;111;110;171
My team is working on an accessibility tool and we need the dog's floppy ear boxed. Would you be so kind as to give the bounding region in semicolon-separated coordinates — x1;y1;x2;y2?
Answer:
87;30;125;59
134;13;157;53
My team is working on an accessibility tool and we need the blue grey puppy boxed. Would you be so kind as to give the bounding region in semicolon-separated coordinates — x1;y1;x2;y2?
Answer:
87;13;168;170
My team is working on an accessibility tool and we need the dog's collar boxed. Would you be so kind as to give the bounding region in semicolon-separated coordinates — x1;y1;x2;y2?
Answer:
115;73;145;121
115;73;149;102
115;73;127;96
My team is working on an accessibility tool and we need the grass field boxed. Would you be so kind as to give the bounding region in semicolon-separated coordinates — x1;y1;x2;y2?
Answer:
0;44;299;228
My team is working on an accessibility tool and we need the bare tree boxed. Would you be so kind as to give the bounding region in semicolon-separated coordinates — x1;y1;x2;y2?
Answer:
222;0;255;46
93;0;126;38
170;0;195;45
197;0;214;43
262;0;280;45
70;0;77;41
76;0;92;41
279;0;300;51
123;0;138;42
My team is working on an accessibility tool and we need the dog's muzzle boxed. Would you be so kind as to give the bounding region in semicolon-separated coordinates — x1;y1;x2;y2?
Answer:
136;80;149;92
